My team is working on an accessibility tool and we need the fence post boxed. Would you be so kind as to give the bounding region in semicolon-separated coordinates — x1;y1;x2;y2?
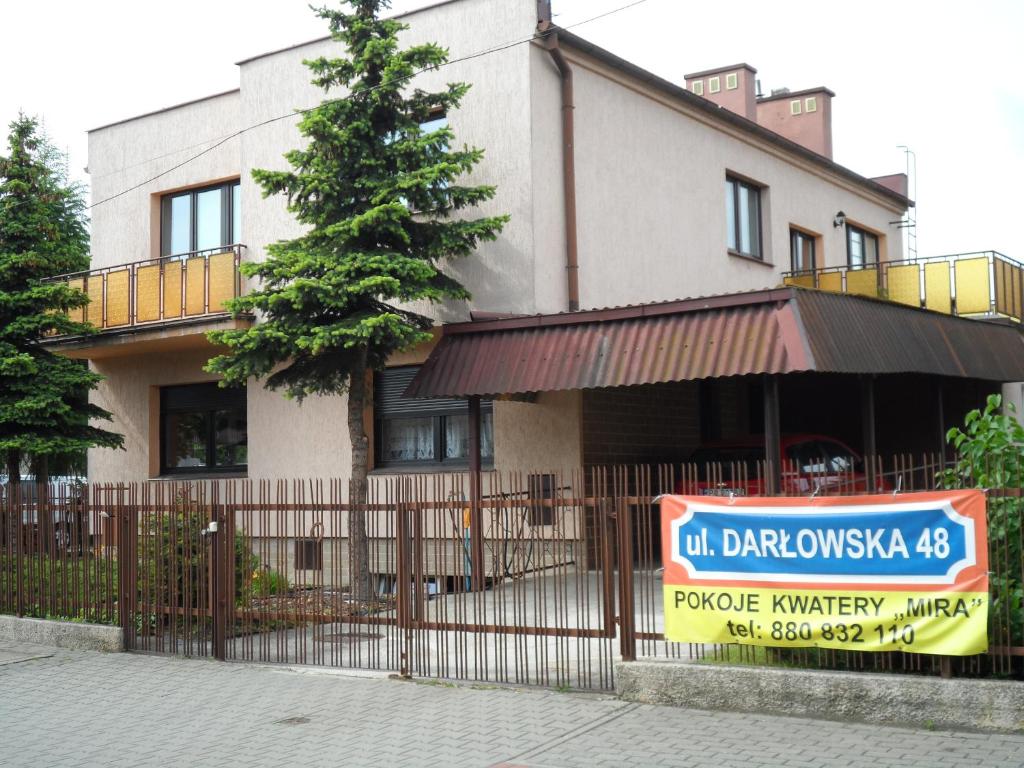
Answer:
209;503;227;661
616;483;636;662
117;493;133;651
395;492;413;678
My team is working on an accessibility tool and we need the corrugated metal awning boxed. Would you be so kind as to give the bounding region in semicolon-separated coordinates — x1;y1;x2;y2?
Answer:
405;288;1024;399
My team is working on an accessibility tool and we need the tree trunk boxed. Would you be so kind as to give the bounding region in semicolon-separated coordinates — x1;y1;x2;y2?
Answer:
5;450;20;485
347;351;372;603
32;455;50;486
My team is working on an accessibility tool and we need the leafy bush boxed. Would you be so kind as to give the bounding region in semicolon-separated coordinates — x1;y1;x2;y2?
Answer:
0;554;117;624
939;393;1024;645
141;508;276;613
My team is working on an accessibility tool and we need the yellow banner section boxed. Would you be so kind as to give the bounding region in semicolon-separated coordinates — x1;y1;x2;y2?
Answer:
663;586;988;656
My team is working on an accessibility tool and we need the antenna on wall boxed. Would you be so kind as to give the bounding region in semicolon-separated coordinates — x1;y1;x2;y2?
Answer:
896;145;917;259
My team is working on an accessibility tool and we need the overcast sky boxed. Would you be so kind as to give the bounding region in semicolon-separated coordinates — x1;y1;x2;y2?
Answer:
2;0;1021;259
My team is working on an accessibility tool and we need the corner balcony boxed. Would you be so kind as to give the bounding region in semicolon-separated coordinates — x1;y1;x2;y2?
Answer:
782;250;1023;322
45;244;253;359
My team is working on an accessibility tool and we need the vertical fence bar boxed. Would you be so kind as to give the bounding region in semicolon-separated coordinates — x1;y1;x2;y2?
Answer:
615;470;636;662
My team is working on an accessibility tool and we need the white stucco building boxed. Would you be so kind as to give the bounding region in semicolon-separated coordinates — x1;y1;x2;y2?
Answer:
62;0;1001;492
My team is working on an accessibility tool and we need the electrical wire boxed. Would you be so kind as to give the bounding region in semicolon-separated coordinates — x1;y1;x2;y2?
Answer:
85;0;653;211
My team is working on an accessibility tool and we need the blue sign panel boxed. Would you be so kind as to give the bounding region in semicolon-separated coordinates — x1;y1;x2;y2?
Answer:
671;502;974;584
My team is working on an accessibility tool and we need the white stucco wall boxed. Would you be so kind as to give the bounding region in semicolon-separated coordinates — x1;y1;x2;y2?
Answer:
528;45;906;312
88;92;242;270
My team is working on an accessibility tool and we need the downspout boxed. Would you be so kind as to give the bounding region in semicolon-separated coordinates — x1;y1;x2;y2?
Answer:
539;24;580;312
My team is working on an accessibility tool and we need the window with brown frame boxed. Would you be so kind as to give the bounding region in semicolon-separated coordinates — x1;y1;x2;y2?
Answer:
790;229;816;272
847;224;879;270
725;176;763;260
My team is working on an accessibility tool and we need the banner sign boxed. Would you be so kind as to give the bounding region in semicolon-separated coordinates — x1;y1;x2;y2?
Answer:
660;491;988;656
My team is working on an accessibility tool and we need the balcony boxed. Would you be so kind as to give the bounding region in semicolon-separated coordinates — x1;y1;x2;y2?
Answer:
782;250;1023;322
46;245;252;357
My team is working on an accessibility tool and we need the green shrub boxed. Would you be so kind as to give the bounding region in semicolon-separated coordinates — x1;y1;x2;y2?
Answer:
140;507;271;613
939;393;1024;645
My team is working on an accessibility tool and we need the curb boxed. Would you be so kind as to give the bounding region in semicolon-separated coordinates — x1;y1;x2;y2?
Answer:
615;660;1024;733
0;615;123;653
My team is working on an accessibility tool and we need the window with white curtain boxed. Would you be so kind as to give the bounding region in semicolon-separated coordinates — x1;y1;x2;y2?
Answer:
374;366;494;468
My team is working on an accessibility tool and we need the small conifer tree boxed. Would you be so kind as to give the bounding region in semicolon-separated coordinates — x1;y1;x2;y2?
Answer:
206;1;507;597
0;114;123;483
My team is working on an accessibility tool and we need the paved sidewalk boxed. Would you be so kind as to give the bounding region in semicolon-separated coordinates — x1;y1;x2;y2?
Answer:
1;643;1022;768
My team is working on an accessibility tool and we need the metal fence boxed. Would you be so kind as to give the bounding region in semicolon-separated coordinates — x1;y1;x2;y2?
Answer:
782;250;1023;322
0;484;118;624
2;456;1021;689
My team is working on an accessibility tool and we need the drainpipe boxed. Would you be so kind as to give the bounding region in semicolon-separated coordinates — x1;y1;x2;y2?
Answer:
540;25;580;312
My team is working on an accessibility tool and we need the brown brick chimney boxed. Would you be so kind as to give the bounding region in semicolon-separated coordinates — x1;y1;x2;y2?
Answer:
683;64;757;121
755;87;835;159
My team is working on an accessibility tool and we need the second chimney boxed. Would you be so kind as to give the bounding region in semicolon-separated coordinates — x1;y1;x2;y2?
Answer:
755;87;836;159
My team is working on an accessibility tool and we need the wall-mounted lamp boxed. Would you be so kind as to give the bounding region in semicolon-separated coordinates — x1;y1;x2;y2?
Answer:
833;211;846;228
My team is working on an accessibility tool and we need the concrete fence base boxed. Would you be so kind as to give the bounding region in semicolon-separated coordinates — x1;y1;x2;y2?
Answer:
616;660;1024;733
0;615;123;653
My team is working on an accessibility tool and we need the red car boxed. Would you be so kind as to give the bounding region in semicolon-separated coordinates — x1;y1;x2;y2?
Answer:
676;434;884;496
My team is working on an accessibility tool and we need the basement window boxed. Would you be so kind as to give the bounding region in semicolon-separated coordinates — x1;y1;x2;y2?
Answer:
160;382;247;475
374;366;493;469
295;539;323;571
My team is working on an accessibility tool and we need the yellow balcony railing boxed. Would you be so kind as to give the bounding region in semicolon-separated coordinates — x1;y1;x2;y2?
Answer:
50;245;246;336
782;250;1023;322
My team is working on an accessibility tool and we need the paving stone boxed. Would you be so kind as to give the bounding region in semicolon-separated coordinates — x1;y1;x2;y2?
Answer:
0;646;1022;767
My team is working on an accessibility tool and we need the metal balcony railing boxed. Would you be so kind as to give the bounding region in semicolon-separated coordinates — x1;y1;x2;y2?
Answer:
782;250;1023;322
48;244;246;337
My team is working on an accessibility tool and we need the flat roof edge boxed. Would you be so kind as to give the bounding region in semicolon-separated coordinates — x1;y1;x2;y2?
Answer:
89;89;241;133
235;0;467;66
758;86;837;103
684;63;757;79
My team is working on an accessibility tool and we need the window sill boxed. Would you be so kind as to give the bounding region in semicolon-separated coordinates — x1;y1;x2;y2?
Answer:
727;250;774;267
370;464;495;476
149;472;249;481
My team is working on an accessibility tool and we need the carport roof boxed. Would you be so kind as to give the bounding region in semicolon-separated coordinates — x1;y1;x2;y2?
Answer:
405;288;1024;398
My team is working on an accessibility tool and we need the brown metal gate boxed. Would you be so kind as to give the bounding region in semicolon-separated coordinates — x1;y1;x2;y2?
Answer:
117;472;624;690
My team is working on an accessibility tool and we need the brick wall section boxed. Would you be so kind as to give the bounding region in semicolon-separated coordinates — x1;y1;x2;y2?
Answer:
582;381;701;466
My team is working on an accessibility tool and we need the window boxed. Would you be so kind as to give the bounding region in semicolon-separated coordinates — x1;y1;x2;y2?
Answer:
846;224;879;269
527;474;556;526
295;539;323;571
420;112;447;135
725;72;738;90
691;80;704;96
708;76;721;94
160;382;247;475
374;366;493;468
805;96;817;113
160;180;240;257
790;99;802;116
725;176;763;259
790;229;816;272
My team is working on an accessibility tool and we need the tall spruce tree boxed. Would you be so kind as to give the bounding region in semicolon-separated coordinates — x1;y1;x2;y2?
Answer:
0;114;123;483
205;0;507;598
